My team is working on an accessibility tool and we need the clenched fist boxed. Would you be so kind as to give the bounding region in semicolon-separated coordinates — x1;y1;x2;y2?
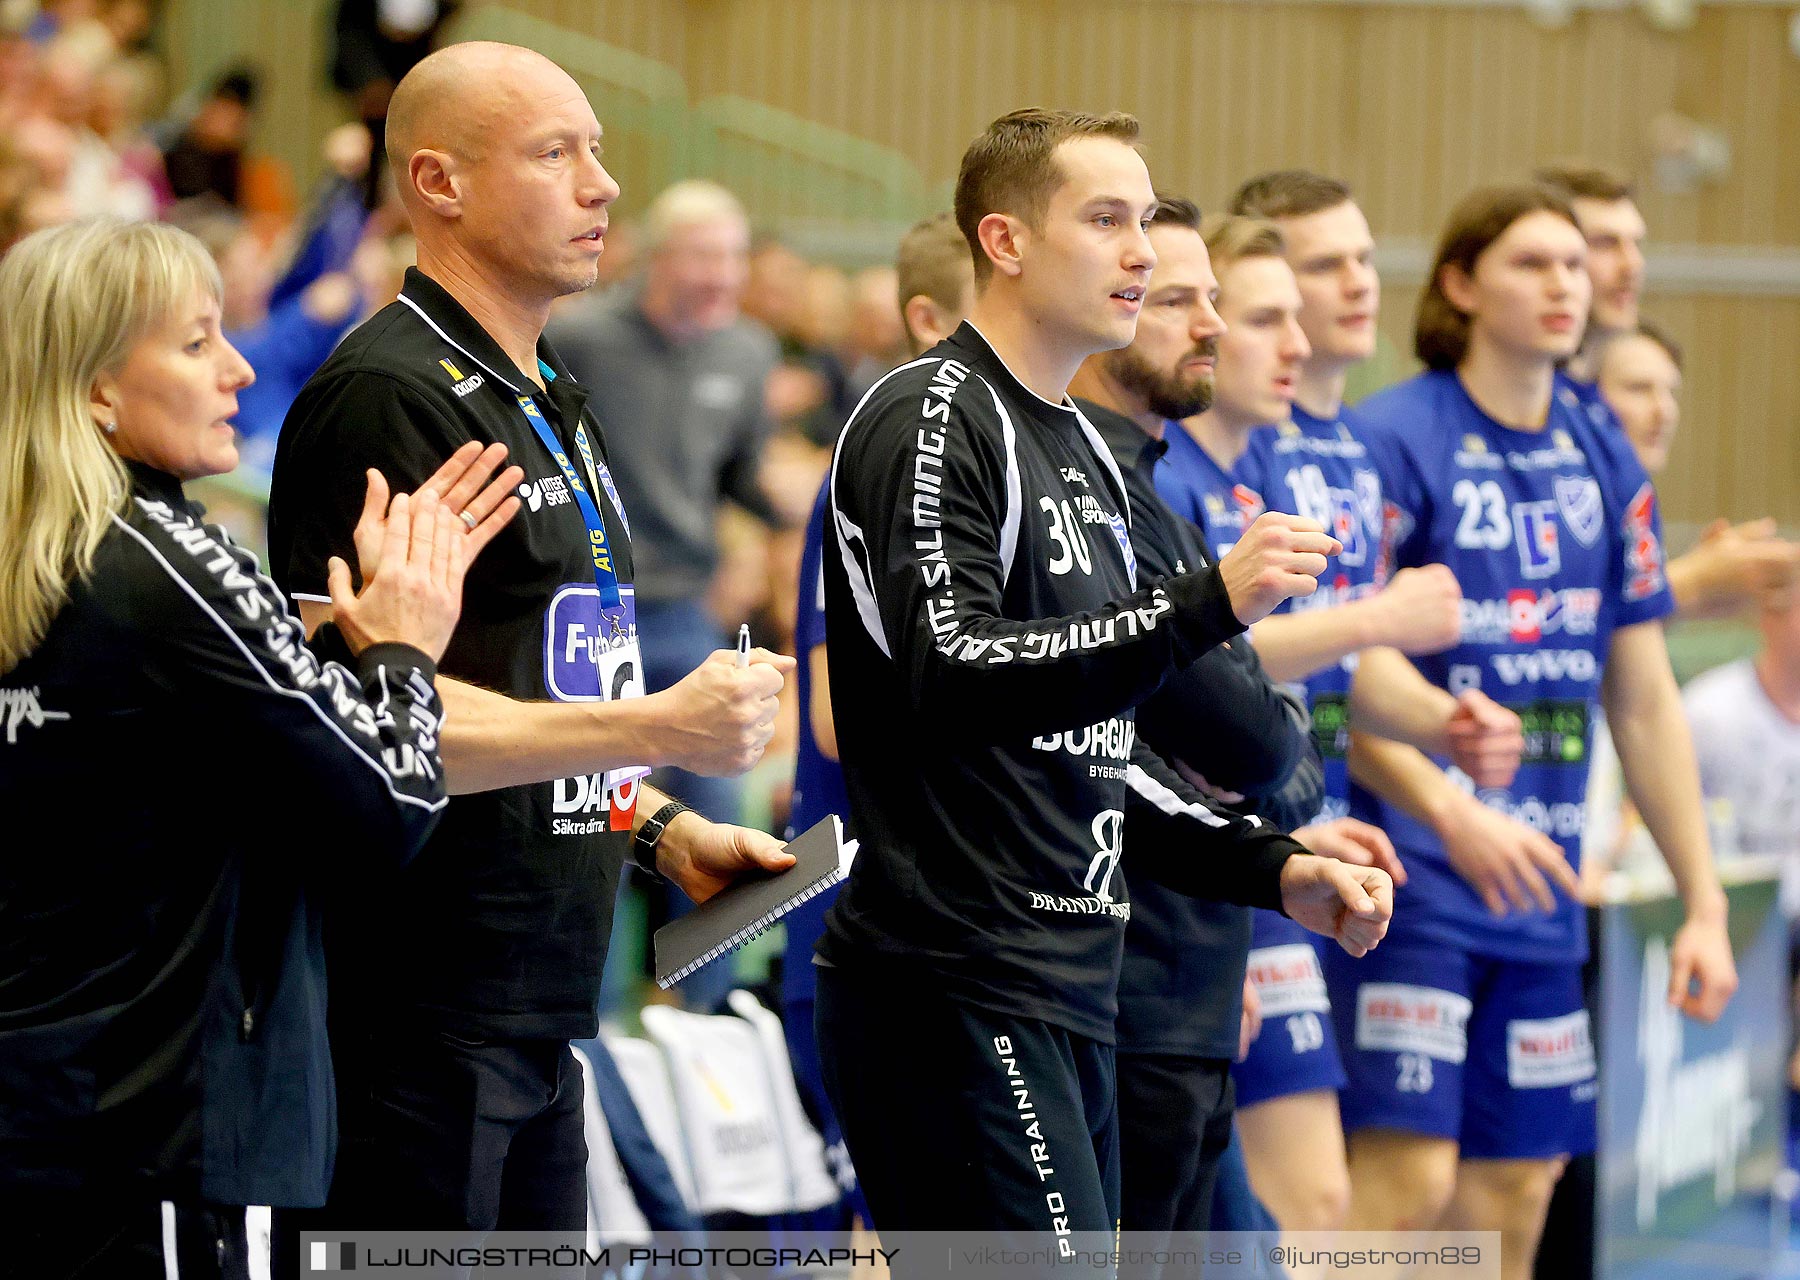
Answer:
654;648;795;777
1219;512;1343;626
1279;854;1392;956
1371;564;1462;655
1444;689;1523;789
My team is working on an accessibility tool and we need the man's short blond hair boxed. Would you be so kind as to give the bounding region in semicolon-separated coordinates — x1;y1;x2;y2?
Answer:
895;212;971;352
1200;213;1286;278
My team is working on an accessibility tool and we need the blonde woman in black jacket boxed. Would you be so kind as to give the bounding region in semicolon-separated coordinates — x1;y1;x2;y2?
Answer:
0;217;517;1277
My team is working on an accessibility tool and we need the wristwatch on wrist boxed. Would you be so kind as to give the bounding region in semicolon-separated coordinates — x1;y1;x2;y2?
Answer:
631;799;692;875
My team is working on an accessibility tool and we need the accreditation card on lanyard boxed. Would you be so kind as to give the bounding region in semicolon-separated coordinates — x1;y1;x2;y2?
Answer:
517;378;650;813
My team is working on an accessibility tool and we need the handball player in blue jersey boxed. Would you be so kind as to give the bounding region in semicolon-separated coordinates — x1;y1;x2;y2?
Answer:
1332;184;1736;1279
1153;208;1529;1233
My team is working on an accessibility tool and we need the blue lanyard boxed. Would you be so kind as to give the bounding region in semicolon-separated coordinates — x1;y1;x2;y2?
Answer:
515;389;624;614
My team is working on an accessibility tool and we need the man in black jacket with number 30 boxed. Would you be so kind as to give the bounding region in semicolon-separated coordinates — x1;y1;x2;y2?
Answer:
816;109;1394;1246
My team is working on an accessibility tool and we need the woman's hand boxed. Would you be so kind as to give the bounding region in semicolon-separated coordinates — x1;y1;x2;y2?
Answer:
327;463;518;661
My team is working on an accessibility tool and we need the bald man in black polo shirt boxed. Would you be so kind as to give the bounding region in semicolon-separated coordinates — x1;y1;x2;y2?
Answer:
267;40;795;1244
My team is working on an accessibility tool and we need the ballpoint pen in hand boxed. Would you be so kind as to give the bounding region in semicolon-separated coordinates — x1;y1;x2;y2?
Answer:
736;622;751;668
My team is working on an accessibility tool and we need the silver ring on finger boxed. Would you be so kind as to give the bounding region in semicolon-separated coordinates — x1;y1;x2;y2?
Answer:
459;509;479;530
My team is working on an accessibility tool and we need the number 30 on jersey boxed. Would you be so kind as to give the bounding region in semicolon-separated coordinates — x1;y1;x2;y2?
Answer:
1041;496;1094;576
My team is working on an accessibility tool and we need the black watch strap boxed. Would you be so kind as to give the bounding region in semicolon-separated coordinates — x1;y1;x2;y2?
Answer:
631;799;692;876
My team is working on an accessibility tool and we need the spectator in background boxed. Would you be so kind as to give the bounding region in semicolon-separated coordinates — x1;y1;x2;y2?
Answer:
0;19;37;126
1685;582;1800;1176
328;0;457;205
1685;588;1800;896
1596;318;1682;474
162;124;389;479
27;0;157;54
35;26;155;218
743;235;810;339
840;263;909;405
747;235;852;445
178;203;389;479
1580;320;1799;898
549;177;781;1008
1591;321;1800;619
0;172;76;254
22;0;93;44
91;50;171;213
160;65;258;206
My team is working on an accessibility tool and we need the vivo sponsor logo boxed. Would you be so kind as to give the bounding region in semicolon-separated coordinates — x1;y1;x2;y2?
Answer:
1;686;70;743
1476;791;1587;839
1354;983;1472;1063
1634;936;1760;1229
1031;718;1135;762
1506;1011;1596;1088
1460;588;1601;644
1246;944;1330;1018
1492;649;1597;686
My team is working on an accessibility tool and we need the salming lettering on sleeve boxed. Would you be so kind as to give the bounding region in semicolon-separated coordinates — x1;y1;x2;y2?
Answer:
119;492;447;851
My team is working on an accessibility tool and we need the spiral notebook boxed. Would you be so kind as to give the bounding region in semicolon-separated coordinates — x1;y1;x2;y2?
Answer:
654;814;855;990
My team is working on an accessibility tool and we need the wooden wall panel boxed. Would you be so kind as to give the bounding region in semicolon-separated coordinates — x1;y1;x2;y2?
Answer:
158;0;1800;522
161;0;1799;243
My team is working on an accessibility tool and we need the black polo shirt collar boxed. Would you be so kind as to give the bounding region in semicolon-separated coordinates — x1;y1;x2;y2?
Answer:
393;267;578;396
395;266;594;439
1076;397;1168;484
